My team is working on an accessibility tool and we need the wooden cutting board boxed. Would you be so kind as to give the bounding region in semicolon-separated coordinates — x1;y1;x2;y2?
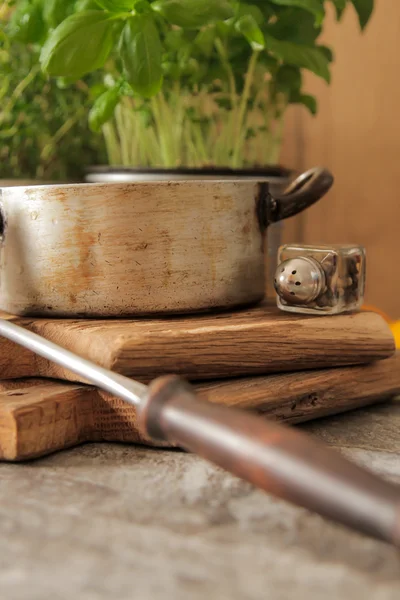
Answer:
0;306;394;384
1;354;399;461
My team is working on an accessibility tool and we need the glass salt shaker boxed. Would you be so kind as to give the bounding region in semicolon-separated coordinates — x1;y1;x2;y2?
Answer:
274;244;366;315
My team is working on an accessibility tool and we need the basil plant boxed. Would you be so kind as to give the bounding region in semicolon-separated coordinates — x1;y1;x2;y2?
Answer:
0;1;106;180
10;0;375;169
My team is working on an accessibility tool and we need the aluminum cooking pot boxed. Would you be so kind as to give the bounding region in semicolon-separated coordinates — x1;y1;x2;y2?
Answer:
85;165;294;302
0;167;333;317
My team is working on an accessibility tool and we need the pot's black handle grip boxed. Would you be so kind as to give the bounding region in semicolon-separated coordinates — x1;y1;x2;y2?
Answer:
267;167;333;225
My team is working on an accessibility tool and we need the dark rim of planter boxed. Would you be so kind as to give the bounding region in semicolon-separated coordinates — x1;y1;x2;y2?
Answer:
85;165;292;178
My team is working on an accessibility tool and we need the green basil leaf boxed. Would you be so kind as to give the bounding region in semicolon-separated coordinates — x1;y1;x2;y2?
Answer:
259;52;279;72
351;0;374;30
40;11;117;79
266;8;321;45
180;57;201;78
275;65;302;93
88;82;109;99
162;61;182;79
215;20;234;38
236;3;265;26
8;0;46;43
246;0;276;19
290;91;317;115
227;34;256;60
319;45;334;62
194;27;216;57
164;28;194;51
164;28;184;50
134;0;154;13
235;14;265;50
89;86;121;131
331;0;347;20
265;35;331;81
151;0;234;29
44;0;75;29
267;0;325;25
94;0;137;10
119;15;163;97
75;0;99;10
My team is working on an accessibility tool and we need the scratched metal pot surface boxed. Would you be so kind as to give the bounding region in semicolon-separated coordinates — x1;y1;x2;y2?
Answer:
0;169;332;317
84;166;292;302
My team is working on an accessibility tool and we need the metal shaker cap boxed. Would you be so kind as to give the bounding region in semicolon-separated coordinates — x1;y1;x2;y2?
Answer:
274;256;326;305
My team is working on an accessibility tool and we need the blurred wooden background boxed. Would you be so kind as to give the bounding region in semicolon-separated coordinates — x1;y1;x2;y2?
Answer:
280;2;400;318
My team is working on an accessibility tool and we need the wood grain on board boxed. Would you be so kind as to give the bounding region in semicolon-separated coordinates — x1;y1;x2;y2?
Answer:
280;3;400;318
0;353;399;461
0;306;394;384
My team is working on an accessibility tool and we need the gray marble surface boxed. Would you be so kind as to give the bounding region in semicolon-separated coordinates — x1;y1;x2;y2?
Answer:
0;399;399;600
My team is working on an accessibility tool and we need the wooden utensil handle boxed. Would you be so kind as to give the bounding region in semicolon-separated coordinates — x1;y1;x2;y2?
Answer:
139;375;400;546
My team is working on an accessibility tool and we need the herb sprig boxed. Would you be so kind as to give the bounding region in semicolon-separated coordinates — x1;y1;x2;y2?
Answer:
5;0;375;169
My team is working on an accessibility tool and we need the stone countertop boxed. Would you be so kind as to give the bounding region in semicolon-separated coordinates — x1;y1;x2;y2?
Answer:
0;399;399;600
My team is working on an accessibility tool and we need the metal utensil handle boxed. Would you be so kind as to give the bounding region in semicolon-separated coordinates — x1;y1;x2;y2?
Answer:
0;318;146;406
139;375;400;547
0;318;399;546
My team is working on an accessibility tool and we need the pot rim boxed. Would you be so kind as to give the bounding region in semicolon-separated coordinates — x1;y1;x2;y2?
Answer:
85;164;293;178
0;178;287;193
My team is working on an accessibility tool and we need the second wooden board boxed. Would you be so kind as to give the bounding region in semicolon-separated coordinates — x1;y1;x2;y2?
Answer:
0;305;394;384
0;354;399;461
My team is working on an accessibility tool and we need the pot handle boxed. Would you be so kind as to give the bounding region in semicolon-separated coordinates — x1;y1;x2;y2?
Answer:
265;166;333;226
